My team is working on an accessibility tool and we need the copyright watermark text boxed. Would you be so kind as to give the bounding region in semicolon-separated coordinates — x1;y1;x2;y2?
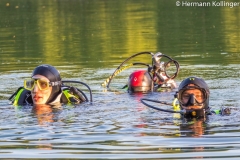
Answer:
176;1;240;8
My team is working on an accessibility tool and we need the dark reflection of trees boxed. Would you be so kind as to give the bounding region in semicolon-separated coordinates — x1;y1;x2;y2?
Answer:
1;0;240;70
155;1;240;64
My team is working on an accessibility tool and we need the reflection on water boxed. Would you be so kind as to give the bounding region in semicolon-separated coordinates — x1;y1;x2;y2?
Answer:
1;0;240;159
0;0;240;72
31;104;62;125
2;64;240;159
180;119;206;137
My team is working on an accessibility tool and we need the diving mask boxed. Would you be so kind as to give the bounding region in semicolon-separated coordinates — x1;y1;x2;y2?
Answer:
24;79;61;91
178;87;207;107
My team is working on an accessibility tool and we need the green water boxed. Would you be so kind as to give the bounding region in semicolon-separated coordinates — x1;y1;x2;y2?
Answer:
1;0;240;159
1;0;240;71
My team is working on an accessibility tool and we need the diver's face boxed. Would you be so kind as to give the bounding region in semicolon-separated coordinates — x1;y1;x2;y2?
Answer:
181;89;204;110
31;75;52;105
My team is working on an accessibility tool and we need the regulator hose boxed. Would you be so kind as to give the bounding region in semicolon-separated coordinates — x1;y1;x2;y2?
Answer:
106;51;154;88
153;53;180;79
102;62;151;87
62;80;93;102
141;98;185;114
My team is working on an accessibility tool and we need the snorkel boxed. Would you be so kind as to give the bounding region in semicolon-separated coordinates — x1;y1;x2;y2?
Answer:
31;64;62;104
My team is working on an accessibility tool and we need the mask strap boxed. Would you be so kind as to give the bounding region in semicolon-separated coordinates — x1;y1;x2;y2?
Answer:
49;81;62;87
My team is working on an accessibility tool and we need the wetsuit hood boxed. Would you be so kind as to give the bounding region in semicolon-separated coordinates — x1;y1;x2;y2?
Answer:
177;76;210;118
32;64;62;104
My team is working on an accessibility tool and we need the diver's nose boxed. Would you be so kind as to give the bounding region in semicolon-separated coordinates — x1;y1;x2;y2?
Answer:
32;83;39;92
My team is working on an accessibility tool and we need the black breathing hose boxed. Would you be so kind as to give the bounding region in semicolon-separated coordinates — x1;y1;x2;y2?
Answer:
141;98;184;114
154;54;180;79
106;51;154;88
62;80;93;102
164;59;180;79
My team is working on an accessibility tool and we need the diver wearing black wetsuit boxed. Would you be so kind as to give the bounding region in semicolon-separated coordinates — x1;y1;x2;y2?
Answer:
175;76;230;119
9;64;87;106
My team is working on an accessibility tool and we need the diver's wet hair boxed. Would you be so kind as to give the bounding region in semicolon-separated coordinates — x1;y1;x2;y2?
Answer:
32;64;62;104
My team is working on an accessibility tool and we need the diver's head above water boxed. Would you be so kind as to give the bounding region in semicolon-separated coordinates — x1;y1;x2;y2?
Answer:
24;64;62;105
176;76;210;118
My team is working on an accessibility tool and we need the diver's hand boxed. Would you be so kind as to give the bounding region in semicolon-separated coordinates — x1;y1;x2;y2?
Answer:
69;87;86;103
221;107;231;116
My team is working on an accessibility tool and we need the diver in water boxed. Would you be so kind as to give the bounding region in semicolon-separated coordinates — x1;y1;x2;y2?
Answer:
175;76;230;119
175;76;211;119
141;76;231;120
9;64;91;106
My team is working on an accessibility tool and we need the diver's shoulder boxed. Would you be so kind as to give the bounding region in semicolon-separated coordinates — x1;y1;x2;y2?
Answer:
9;87;32;106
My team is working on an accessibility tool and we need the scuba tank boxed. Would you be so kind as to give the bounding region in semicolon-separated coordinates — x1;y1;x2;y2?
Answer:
102;51;180;93
128;70;153;92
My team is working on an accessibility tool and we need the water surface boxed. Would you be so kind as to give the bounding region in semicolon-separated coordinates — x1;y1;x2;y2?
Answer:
1;0;240;159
